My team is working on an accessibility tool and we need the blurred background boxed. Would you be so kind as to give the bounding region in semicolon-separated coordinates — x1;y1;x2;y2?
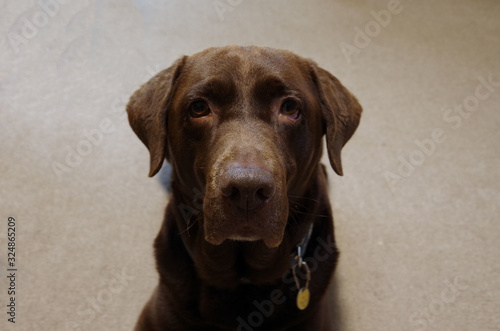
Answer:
1;0;499;330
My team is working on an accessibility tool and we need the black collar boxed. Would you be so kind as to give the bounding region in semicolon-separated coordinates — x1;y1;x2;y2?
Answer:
291;223;314;267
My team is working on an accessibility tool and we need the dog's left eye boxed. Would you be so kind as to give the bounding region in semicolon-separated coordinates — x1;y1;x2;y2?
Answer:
280;98;301;120
190;100;211;118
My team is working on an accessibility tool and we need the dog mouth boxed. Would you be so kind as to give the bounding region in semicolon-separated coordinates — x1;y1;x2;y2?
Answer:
204;213;287;248
226;234;262;242
226;225;261;242
205;233;283;248
202;184;289;247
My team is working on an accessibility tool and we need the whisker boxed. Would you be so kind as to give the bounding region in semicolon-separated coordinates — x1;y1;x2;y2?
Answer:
288;197;329;219
288;195;321;204
290;208;329;219
178;212;202;236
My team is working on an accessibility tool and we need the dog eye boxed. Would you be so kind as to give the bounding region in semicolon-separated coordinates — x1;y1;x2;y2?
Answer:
280;98;301;120
190;100;211;118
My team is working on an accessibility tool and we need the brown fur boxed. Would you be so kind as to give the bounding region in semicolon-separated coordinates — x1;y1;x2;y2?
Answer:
127;46;362;330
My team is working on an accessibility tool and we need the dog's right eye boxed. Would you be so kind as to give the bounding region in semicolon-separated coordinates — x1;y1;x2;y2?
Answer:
280;98;302;121
189;100;211;118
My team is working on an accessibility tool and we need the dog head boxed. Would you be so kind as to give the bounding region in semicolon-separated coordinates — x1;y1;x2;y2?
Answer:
127;46;361;248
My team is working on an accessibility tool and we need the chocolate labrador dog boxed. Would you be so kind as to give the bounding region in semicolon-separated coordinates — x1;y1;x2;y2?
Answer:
127;46;362;330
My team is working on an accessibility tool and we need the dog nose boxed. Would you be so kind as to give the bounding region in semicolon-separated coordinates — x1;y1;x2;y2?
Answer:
220;166;276;212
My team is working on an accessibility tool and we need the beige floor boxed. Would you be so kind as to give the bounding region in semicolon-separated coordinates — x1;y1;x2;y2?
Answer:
1;0;499;330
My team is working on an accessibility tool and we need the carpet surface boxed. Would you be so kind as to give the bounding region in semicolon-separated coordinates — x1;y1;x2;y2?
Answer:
1;0;499;330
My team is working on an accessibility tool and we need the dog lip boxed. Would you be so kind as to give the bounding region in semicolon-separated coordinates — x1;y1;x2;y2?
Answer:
204;234;262;245
205;225;267;244
226;225;262;242
226;235;261;242
230;228;284;248
263;237;282;248
204;233;226;246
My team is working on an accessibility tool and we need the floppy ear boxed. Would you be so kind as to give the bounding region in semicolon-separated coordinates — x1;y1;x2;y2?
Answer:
126;56;186;177
312;65;362;176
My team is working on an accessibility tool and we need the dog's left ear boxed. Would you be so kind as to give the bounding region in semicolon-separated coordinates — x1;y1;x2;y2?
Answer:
126;56;186;177
311;65;362;176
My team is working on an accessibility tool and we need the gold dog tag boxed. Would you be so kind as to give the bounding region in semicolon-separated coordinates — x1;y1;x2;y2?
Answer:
296;287;310;310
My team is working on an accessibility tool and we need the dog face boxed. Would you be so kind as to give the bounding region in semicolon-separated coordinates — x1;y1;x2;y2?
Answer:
127;46;361;248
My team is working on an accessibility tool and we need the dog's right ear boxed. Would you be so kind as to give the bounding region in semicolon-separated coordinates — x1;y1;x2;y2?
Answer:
126;56;186;177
